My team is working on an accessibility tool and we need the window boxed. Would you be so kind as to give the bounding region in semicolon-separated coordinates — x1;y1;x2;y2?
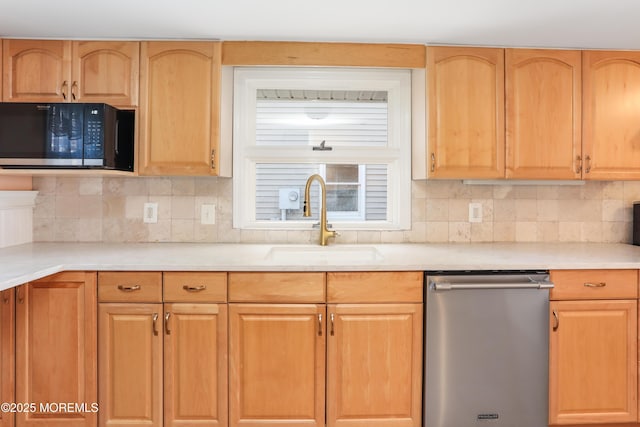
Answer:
233;67;411;230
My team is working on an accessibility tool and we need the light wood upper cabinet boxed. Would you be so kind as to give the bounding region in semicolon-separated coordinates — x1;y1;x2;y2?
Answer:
229;303;326;427
16;272;97;427
0;289;14;427
427;46;505;179
3;39;71;102
583;50;640;180
71;41;139;107
3;40;139;106
549;299;638;424
505;49;582;179
139;41;221;176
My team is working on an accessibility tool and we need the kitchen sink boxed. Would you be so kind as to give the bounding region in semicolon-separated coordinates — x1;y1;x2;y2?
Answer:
264;245;384;265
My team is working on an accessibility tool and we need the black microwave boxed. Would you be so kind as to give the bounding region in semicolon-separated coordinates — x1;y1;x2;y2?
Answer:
0;102;134;171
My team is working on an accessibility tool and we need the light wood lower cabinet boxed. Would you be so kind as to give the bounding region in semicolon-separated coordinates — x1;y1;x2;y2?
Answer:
0;289;14;427
99;303;163;427
227;271;423;427
229;304;326;427
16;272;97;427
327;303;423;427
549;270;639;425
98;272;227;427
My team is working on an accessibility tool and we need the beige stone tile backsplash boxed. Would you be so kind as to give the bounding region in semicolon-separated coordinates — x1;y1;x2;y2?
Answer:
32;177;636;244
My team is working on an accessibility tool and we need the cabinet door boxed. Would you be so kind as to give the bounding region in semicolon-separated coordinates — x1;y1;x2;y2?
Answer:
139;41;221;176
2;39;71;102
549;300;638;424
427;46;505;179
229;304;325;427
98;303;162;427
164;303;227;427
72;41;139;107
16;272;97;427
0;289;14;427
505;49;582;179
327;304;422;427
583;51;640;180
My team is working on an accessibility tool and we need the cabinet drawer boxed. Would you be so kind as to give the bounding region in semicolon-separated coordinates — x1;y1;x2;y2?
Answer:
228;272;325;303
550;270;638;300
327;271;423;303
163;272;227;302
98;272;162;302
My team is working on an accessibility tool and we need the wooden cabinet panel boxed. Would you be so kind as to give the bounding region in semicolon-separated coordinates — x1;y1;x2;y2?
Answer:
427;46;505;179
583;50;640;180
327;271;422;303
228;272;326;303
139;41;221;176
506;49;582;179
550;269;638;300
164;303;227;427
327;304;422;427
98;303;162;427
163;272;227;303
0;289;14;427
72;41;139;106
229;304;326;427
98;271;162;302
549;300;638;424
16;272;97;427
2;39;71;102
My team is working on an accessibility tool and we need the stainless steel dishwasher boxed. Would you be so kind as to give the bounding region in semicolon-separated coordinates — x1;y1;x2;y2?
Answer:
424;271;553;427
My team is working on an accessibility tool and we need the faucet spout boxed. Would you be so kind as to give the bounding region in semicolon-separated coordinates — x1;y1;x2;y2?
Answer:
303;174;337;246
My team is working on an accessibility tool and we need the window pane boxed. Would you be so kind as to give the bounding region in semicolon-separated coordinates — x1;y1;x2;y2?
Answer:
326;164;358;183
254;163;387;222
326;184;359;212
255;90;388;148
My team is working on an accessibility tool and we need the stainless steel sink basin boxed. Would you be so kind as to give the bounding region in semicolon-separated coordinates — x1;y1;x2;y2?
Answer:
265;245;384;265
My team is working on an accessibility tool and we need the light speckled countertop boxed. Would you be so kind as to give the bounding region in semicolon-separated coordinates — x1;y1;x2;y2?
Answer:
2;242;640;290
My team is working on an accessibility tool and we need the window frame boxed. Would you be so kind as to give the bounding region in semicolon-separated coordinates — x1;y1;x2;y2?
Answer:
232;66;412;231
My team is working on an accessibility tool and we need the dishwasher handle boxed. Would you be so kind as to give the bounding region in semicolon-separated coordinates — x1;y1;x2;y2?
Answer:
433;282;554;291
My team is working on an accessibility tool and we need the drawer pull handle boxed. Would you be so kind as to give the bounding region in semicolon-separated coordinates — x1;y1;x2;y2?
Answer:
183;285;207;292
552;310;559;331
584;282;606;288
318;313;323;336
152;313;159;336
118;285;141;292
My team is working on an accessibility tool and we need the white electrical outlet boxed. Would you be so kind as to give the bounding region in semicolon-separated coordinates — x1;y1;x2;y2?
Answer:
201;204;216;225
143;202;158;224
468;202;482;223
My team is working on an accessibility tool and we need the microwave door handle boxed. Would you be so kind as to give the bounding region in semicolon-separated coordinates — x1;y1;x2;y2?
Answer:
114;119;120;155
